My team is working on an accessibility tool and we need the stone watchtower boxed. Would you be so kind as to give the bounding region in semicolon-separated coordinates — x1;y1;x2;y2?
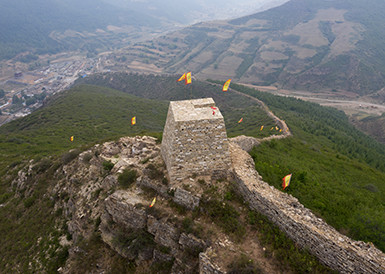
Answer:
161;98;231;182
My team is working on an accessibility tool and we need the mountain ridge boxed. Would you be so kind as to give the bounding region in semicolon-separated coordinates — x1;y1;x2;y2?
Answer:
113;0;385;97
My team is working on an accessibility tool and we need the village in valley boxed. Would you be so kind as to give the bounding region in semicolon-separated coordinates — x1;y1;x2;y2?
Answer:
0;53;112;126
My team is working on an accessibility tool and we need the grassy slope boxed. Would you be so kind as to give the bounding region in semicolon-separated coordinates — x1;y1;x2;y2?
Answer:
0;84;168;172
0;85;168;272
74;73;279;138
231;83;385;252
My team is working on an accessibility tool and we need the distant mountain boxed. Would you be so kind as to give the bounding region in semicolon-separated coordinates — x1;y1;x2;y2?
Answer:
0;0;163;59
0;0;290;61
118;0;385;96
351;113;385;145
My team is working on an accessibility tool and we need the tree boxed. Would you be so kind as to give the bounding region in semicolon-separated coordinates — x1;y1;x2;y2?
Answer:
12;94;22;105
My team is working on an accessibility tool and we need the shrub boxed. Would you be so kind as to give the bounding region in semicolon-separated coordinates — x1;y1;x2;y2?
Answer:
118;169;138;189
61;149;80;164
146;163;163;180
182;217;194;234
113;230;155;255
82;152;93;163
0;192;12;204
202;199;245;238
102;160;114;172
228;253;262;273
23;196;36;208
32;158;52;173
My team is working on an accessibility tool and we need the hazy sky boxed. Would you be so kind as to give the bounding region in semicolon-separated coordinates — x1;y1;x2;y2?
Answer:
103;0;290;24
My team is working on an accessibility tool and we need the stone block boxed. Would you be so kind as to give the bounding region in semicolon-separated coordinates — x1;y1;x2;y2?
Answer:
173;187;200;210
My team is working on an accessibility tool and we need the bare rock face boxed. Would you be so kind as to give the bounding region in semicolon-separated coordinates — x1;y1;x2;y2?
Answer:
179;233;206;254
104;190;147;229
154;222;180;251
173;187;200;210
199;248;224;274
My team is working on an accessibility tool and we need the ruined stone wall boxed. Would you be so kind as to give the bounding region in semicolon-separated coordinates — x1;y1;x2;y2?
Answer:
229;142;385;273
161;98;231;182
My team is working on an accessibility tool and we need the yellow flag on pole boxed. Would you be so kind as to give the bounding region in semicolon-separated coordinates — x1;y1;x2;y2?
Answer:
222;79;231;91
70;136;74;142
131;116;136;125
282;174;292;190
185;72;192;85
238;117;243;123
177;73;186;82
149;197;156;207
260;125;264;131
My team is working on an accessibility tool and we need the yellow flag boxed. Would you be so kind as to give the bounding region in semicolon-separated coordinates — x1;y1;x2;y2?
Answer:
260;125;264;131
177;73;186;82
70;136;74;142
149;197;156;207
185;72;192;85
270;127;274;130
222;79;231;91
275;126;279;131
238;117;243;123
131;116;136;125
279;129;282;132
282;174;292;190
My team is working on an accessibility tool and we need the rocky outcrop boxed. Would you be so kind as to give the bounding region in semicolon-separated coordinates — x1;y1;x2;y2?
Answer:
199;248;224;274
104;190;147;229
43;136;209;273
173;187;200;210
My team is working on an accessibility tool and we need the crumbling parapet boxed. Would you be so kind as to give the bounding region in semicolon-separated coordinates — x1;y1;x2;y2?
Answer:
161;98;231;183
229;141;385;273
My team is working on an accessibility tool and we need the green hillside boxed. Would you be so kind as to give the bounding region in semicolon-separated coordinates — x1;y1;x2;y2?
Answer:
0;85;168;172
74;73;279;138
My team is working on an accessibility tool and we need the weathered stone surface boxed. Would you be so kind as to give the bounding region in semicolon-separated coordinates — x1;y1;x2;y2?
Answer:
199;249;224;274
104;190;147;229
230;135;260;152
153;249;174;264
173;187;200;210
161;98;231;182
137;175;168;197
179;233;206;253
101;175;117;189
229;141;385;274
154;222;180;250
138;247;154;261
147;215;160;236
